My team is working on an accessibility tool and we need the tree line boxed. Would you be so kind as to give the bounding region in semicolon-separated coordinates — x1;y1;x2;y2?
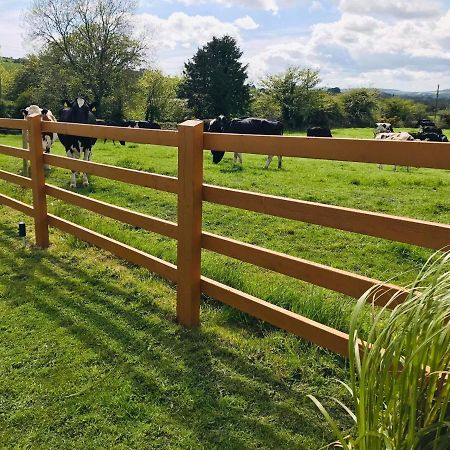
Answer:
0;0;449;129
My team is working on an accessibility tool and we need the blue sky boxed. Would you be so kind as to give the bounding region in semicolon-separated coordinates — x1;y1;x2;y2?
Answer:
1;0;450;91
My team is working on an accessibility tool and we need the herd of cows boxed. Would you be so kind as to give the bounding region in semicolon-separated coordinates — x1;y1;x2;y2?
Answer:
19;96;449;187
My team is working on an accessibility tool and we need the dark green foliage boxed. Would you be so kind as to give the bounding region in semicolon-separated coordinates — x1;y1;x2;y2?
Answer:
341;88;380;127
178;36;250;118
379;97;428;127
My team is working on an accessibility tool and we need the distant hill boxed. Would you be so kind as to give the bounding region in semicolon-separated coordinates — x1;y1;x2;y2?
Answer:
378;88;450;100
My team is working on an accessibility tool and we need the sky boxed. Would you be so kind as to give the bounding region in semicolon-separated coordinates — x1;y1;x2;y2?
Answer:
1;0;450;91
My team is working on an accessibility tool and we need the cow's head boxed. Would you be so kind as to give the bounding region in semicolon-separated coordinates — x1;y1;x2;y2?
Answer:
21;104;43;117
208;115;229;164
60;97;97;123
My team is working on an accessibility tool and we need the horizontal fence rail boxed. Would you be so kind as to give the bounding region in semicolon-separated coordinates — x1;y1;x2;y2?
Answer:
202;232;408;307
201;276;351;356
203;185;450;250
0;193;34;216
44;154;178;193
204;133;450;169
48;214;178;283
42;121;178;147
46;184;178;239
0;144;30;160
0;169;32;188
1;116;450;357
0;118;27;130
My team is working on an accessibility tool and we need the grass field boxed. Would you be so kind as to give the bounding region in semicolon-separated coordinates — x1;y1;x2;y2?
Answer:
0;128;449;448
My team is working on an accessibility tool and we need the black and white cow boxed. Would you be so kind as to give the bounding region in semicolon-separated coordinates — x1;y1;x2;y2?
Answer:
21;105;57;170
206;116;284;169
58;97;97;188
373;122;394;137
375;131;415;171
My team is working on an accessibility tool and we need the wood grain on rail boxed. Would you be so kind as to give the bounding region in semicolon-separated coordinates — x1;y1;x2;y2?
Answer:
203;185;450;250
44;154;178;193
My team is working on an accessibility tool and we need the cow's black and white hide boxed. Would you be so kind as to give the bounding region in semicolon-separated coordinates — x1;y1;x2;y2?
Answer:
21;105;57;170
115;120;162;147
58;97;97;188
416;119;436;128
375;131;415;171
410;131;449;142
206;116;284;168
373;122;394;137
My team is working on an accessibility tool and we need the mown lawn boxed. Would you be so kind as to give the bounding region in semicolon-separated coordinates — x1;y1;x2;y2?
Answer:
0;128;449;448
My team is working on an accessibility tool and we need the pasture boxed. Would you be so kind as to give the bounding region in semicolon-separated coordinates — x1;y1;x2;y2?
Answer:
0;128;449;448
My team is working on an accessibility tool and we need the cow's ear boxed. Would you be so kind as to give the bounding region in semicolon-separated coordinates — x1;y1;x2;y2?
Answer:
41;109;48;115
21;109;28;117
62;99;70;108
90;102;97;112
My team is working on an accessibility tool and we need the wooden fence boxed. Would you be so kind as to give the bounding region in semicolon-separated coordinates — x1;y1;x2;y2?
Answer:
1;114;450;357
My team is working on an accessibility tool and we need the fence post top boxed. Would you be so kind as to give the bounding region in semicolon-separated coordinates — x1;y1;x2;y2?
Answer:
178;120;204;129
27;113;41;120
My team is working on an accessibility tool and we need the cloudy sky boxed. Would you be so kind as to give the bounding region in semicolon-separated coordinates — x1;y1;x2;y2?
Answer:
1;0;450;91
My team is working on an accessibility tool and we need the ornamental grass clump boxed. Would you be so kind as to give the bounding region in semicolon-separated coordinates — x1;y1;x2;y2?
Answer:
309;251;450;449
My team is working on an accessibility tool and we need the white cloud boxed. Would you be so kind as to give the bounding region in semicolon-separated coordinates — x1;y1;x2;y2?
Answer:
234;15;259;30
242;3;450;90
133;11;259;51
339;0;444;19
169;0;298;14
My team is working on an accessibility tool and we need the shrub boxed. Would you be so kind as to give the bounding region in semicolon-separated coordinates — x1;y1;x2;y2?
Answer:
309;251;450;449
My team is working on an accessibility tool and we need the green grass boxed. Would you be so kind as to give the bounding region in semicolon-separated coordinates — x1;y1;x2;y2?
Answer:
0;128;449;447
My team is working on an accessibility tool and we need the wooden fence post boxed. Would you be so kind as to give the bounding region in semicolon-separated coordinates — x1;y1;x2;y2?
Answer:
22;128;29;177
176;120;204;327
27;114;49;248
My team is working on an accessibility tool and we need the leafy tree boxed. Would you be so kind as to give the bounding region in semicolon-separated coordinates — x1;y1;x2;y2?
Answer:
341;88;379;127
26;0;145;113
379;97;427;127
249;88;282;121
139;70;185;122
258;67;322;128
178;35;250;118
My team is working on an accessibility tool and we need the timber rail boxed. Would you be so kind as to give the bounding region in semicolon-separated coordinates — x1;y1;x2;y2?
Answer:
1;115;449;357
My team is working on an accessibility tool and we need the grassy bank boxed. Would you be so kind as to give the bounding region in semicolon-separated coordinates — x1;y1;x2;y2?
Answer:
0;127;449;447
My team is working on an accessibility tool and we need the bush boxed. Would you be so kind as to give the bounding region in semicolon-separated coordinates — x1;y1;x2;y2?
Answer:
309;251;450;449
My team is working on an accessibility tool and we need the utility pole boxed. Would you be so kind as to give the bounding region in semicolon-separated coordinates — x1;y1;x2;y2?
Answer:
434;84;440;121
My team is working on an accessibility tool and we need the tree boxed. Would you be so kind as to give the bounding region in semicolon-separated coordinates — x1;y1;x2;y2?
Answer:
178;36;250;118
139;70;183;122
380;97;427;127
341;88;379;127
26;0;145;113
257;67;322;128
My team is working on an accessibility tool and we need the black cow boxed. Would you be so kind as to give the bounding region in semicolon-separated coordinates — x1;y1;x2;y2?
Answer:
417;119;436;128
206;116;284;168
410;131;448;142
307;126;333;138
58;97;97;188
123;120;161;130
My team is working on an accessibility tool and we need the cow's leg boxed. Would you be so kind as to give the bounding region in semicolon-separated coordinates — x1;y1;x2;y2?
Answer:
236;152;242;164
264;155;273;169
82;147;92;187
378;164;383;170
393;165;397;171
67;146;80;188
277;156;282;169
